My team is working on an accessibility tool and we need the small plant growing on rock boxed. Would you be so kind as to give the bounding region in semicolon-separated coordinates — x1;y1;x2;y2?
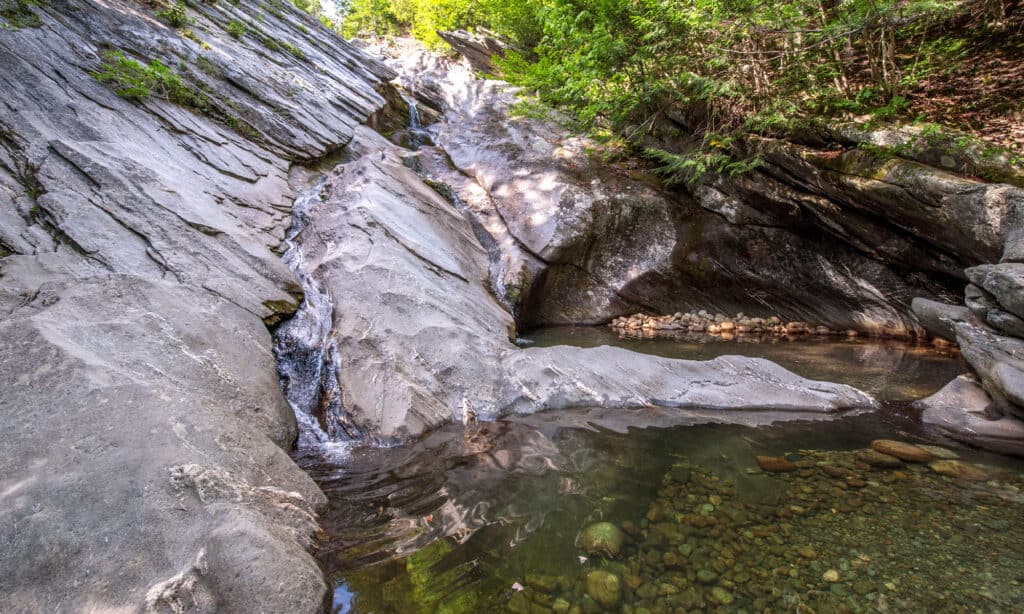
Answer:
156;1;189;28
226;19;246;38
1;0;44;29
91;50;206;110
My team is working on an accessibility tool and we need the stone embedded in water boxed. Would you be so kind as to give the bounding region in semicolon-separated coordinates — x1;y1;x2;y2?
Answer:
871;439;936;462
584;570;621;608
579;522;626;558
823;569;841;582
525;574;561;593
552;597;571;614
917;444;959;460
507;591;532;614
928;460;994;481
757;455;797;472
669;465;691;484
710;586;735;605
697;569;719;584
855;449;904;468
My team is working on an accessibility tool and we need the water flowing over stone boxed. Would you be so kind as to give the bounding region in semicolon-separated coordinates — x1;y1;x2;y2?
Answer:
274;180;359;458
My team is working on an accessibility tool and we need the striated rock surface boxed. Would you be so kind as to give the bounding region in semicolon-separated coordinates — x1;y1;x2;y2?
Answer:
0;0;392;610
293;128;876;438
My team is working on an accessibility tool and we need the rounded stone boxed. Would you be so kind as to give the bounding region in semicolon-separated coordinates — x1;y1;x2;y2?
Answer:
697;569;719;584
579;522;626;558
917;444;959;460
710;586;734;605
757;455;797;472
584;570;621;608
871;439;935;462
823;569;840;582
855;449;904;468
928;460;993;481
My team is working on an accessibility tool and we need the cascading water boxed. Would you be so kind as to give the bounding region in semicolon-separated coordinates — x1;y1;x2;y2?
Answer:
273;178;359;461
402;93;432;151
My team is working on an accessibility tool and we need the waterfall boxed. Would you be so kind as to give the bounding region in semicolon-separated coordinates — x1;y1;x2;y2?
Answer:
273;178;359;460
402;93;432;151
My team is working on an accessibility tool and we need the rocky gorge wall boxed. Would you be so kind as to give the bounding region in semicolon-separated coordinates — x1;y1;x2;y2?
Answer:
435;30;1024;339
2;5;1020;610
400;32;1024;456
0;4;880;611
0;0;392;610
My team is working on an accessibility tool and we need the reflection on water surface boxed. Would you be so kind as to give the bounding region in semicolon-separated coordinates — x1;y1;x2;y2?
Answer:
309;329;1023;613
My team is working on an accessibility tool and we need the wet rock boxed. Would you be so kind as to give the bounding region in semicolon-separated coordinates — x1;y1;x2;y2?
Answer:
526;574;562;593
953;321;1024;419
915;375;1024;456
584;571;622;608
580;522;626;558
917;445;959;460
757;456;798;473
911;298;969;341
855;449;904;468
823;570;841;582
438;29;508;74
870;440;936;463
928;460;994;481
697;569;719;584
966;263;1024;321
709;586;735;605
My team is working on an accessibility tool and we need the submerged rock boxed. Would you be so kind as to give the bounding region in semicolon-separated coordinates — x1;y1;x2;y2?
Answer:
855;449;904;468
870;440;936;462
757;456;798;473
584;570;622;608
579;522;626;558
928;460;995;481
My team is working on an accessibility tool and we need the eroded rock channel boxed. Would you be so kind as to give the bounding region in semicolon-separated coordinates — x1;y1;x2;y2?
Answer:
2;2;1024;612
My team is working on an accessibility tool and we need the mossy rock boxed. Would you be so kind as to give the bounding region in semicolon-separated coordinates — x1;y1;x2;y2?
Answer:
578;521;625;558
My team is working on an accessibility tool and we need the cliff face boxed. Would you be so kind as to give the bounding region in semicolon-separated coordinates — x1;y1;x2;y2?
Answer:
401;33;1024;337
0;1;390;610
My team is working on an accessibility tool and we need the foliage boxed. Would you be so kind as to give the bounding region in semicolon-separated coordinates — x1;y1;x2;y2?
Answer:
156;1;189;28
341;0;541;48
91;50;260;140
91;50;205;107
343;0;1019;183
226;19;246;38
1;0;44;29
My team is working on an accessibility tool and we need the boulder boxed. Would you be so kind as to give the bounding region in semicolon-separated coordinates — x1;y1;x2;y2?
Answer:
966;263;1024;321
916;375;1024;456
297;130;878;437
584;571;622;609
438;29;508;74
870;440;935;463
911;298;969;341
579;522;626;558
953;321;1024;418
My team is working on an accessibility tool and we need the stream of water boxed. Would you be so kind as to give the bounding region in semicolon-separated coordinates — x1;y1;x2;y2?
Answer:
303;330;1024;614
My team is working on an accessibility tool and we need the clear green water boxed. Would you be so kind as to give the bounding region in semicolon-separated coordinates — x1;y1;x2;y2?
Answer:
311;330;1024;613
